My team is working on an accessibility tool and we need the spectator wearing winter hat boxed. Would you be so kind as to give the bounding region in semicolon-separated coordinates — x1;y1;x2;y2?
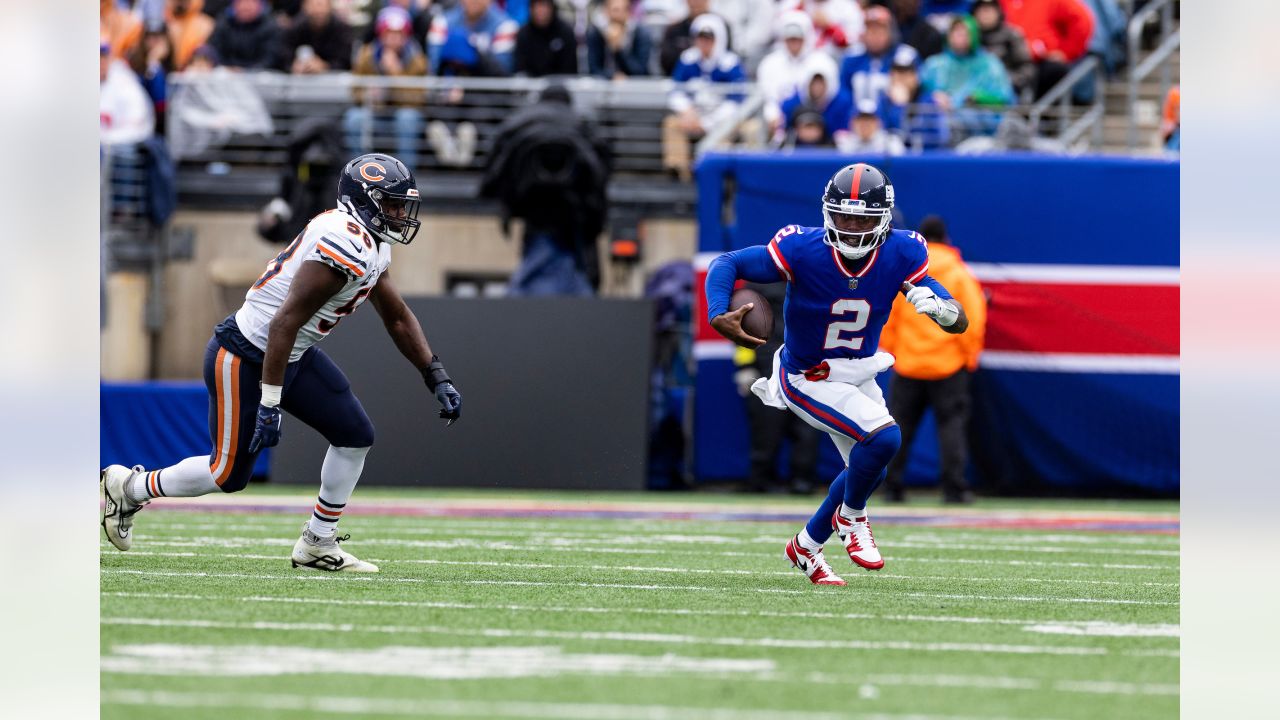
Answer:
777;55;850;145
758;11;837;137
166;0;215;70
514;0;578;77
888;0;943;60
277;0;354;73
428;0;520;76
663;14;746;180
345;6;428;167
920;15;1014;112
837;98;906;154
839;5;919;111
659;0;723;77
209;0;282;69
876;52;949;149
998;0;1094;99
587;0;654;80
971;0;1034;99
785;108;836;149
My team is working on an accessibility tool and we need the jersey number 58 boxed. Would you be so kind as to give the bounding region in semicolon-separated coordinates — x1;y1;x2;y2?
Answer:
823;299;871;350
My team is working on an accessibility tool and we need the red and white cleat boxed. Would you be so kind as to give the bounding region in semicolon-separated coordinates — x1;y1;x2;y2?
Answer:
832;512;884;570
784;535;846;586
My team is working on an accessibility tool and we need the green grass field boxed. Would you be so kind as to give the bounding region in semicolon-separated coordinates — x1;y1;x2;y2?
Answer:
100;490;1179;720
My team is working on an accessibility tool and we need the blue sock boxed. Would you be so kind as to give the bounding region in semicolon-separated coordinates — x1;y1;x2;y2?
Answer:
804;469;847;544
842;426;902;511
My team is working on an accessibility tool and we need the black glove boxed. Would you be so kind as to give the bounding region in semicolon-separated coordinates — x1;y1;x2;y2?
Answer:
422;356;461;426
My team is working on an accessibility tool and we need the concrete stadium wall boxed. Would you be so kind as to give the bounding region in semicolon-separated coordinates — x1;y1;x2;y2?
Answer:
100;210;695;380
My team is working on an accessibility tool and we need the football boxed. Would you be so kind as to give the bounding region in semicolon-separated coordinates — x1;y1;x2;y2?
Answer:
729;287;773;343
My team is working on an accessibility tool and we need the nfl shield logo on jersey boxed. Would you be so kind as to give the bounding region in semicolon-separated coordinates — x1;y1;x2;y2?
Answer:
848;278;859;290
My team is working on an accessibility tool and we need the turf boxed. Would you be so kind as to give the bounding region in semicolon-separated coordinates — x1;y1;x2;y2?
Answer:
100;491;1179;720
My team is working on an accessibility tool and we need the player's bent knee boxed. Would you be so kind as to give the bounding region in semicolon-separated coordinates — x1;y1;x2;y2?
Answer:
858;423;902;463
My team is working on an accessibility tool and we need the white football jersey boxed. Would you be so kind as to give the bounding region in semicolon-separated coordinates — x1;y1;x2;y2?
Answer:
235;208;392;361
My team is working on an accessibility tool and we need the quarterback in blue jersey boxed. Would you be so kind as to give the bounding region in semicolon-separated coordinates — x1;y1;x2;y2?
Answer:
705;163;969;585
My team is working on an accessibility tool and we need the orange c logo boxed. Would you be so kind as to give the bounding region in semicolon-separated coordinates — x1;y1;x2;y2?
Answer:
359;162;387;182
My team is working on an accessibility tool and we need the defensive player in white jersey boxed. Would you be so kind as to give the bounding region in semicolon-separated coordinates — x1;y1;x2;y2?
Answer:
101;154;462;572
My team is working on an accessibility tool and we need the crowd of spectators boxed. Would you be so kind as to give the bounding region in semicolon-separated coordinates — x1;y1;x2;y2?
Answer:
102;0;1141;165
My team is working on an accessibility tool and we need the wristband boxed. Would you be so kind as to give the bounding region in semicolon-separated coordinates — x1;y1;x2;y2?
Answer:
260;383;283;408
421;355;451;391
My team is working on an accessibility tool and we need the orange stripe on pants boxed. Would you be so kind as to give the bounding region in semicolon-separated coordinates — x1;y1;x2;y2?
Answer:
210;349;243;486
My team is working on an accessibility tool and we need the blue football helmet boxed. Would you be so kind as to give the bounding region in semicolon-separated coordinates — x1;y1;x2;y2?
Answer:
822;163;894;260
337;154;421;245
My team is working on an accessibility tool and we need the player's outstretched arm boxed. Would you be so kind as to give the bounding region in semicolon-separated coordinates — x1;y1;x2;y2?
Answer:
369;271;461;425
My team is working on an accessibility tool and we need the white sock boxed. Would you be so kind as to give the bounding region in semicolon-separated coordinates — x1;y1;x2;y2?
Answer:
126;456;220;502
839;503;866;522
797;528;823;552
307;445;369;538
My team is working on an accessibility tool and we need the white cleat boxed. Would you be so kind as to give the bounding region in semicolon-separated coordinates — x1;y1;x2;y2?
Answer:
101;464;148;551
784;535;846;586
831;512;884;570
291;523;379;573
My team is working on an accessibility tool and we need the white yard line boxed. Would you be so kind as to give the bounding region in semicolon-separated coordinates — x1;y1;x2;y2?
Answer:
99;689;1037;720
103;591;1181;637
99;568;1178;606
107;549;1179;589
100;616;1124;656
138;521;1178;554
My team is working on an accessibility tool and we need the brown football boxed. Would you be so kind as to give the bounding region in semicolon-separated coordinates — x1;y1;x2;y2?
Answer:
729;287;774;343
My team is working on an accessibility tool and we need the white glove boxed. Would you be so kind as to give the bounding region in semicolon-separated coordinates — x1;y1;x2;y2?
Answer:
906;285;959;327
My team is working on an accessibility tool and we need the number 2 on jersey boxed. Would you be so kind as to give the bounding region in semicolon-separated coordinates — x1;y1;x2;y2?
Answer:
823;299;871;350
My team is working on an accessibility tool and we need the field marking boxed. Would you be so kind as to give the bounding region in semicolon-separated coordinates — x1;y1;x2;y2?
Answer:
115;536;1178;571
106;548;1180;589
100;568;1178;606
101;616;1131;657
98;642;1177;698
102;642;776;679
103;591;1182;638
134;521;1179;555
100;689;1039;720
139;517;1180;546
1022;623;1180;638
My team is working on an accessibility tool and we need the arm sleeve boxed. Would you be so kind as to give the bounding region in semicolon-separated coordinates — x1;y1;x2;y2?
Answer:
915;275;954;301
704;245;783;322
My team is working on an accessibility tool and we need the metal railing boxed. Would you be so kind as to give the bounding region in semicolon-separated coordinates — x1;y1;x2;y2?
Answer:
1127;0;1180;149
1029;55;1104;150
166;72;756;180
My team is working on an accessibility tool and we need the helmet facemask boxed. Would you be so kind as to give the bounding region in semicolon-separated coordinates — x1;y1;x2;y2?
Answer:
367;187;421;245
822;200;891;259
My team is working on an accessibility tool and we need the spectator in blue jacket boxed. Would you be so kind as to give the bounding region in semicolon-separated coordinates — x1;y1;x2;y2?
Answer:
663;13;745;180
778;57;851;142
587;0;653;79
208;0;281;69
428;0;520;76
839;5;919;110
877;52;950;149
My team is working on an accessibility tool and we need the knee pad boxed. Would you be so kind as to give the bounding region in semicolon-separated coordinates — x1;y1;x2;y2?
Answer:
858;423;902;466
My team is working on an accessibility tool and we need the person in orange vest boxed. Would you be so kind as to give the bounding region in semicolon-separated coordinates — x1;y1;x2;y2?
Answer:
878;215;986;503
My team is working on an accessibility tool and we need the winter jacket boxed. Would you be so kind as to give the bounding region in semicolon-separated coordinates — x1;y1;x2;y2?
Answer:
514;12;578;76
209;10;281;69
879;242;986;379
350;40;429;108
669;14;747;124
277;14;355;72
428;5;519;76
757;11;831;124
978;18;1035;94
839;43;920;108
920;17;1014;106
895;8;944;59
586;19;653;78
1000;0;1094;63
659;12;734;77
778;56;851;134
100;58;156;146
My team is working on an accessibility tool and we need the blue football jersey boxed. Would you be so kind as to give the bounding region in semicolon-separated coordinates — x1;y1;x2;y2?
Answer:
766;225;949;373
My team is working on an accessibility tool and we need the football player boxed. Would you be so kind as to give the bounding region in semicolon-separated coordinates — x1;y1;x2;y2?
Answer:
101;154;462;572
705;163;969;585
